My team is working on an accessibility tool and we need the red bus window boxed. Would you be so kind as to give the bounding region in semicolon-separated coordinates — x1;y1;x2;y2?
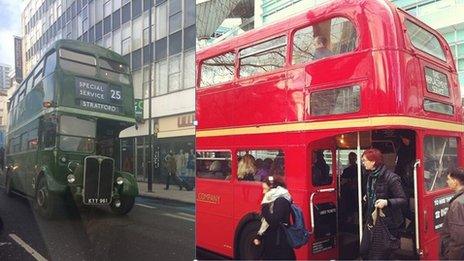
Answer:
310;85;360;116
292;17;357;65
312;149;333;186
196;151;231;180
405;20;446;61
237;150;284;182
424;67;450;97
423;136;457;192
239;36;286;78
200;52;235;88
423;99;454;115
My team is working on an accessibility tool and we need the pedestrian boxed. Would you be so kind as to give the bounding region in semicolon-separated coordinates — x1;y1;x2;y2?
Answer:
361;148;407;260
253;175;296;260
186;149;195;176
340;152;358;226
0;147;5;170
440;168;464;260
164;150;181;190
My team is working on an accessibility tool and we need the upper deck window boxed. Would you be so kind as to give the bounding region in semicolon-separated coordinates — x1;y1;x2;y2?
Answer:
100;58;130;74
59;48;97;77
405;20;446;61
100;58;130;84
44;51;57;75
200;52;235;88
239;36;286;78
293;17;357;64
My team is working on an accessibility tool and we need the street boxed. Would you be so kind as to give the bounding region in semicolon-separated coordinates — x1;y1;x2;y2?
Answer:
0;188;194;261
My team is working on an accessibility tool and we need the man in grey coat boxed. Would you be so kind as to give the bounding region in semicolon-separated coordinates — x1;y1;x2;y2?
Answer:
441;168;464;260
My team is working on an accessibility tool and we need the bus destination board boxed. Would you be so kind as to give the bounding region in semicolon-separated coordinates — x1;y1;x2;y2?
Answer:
75;77;122;113
425;67;449;97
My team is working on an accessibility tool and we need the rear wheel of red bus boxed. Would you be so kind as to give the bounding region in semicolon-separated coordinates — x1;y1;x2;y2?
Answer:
237;221;262;260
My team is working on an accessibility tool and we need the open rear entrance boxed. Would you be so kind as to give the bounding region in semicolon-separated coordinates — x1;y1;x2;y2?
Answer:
310;129;418;260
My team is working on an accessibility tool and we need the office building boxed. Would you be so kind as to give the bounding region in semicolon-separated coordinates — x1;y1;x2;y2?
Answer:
22;0;195;183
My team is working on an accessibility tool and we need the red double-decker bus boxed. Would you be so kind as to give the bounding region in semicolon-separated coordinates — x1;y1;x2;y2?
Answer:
195;0;462;259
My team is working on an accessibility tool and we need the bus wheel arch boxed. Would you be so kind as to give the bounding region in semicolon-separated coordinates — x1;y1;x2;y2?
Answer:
234;212;262;260
34;174;61;219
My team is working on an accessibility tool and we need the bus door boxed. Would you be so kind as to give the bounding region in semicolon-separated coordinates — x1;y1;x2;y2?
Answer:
309;139;338;260
416;135;458;259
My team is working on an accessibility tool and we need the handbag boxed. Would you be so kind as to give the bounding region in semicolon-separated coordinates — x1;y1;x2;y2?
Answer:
360;208;400;257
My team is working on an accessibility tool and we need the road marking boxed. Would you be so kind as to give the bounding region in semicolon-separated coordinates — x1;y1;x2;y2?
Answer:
0;242;12;247
9;234;47;261
135;203;158;209
162;213;195;222
176;212;195;219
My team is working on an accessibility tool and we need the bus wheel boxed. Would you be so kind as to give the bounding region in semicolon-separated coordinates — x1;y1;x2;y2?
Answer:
5;172;13;197
35;177;60;219
110;196;135;215
238;221;262;260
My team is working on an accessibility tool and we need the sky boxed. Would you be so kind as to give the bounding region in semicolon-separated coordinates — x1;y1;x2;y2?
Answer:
0;0;25;66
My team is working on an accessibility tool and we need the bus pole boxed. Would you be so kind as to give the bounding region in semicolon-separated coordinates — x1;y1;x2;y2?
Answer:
147;2;153;192
357;132;363;245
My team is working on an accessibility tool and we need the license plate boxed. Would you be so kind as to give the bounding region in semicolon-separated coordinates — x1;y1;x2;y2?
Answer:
85;198;110;205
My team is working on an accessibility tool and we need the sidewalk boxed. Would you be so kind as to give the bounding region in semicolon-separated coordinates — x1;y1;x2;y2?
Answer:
137;181;195;204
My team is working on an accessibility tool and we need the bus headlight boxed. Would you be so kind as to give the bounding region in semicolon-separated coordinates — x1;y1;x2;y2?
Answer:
116;177;124;185
67;174;76;184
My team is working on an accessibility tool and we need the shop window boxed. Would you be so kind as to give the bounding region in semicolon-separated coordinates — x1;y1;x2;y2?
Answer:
237;150;285;182
293;17;356;65
239;36;286;78
310;85;360;116
424;136;458;192
196;151;231;180
312;149;333;186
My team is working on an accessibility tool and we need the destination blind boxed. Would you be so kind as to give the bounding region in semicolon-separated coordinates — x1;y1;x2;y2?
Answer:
75;77;123;113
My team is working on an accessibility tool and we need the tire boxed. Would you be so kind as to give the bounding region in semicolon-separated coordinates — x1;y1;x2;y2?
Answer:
5;172;13;197
110;196;135;215
35;177;61;219
237;221;262;260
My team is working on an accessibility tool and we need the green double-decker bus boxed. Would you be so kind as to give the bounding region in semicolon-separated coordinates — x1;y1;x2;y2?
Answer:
5;39;138;217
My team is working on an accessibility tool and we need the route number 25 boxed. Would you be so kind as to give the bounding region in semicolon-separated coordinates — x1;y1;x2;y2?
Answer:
111;90;122;100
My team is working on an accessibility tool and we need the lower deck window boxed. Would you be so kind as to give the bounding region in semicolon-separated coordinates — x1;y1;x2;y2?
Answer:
424;136;457;192
237;150;285;182
196;151;231;180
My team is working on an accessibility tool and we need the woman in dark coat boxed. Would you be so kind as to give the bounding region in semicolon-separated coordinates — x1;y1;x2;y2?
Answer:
254;175;296;260
362;148;407;260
